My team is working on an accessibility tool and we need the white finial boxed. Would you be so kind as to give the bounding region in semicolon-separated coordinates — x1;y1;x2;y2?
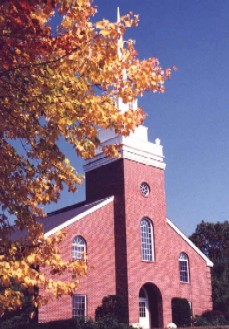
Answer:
117;7;120;22
115;7;137;112
117;7;123;60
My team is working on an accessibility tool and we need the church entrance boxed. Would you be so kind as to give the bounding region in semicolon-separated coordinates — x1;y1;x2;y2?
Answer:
139;283;163;329
139;287;150;329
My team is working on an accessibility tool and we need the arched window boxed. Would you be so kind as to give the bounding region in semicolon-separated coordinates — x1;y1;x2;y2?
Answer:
179;252;190;282
72;236;87;260
140;218;154;261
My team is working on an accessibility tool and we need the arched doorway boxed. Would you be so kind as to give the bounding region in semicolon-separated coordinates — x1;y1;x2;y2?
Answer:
139;283;163;329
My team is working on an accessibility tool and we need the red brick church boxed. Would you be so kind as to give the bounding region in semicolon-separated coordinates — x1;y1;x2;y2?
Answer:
38;97;213;328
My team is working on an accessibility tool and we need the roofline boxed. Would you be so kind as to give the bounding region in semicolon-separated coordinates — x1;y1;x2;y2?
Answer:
45;196;114;238
166;218;214;267
47;200;86;216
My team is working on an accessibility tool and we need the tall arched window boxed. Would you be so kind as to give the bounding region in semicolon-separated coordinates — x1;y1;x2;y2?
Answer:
72;236;87;260
140;218;154;261
179;252;190;282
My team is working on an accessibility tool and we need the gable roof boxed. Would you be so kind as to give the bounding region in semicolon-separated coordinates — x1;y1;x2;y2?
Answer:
167;218;213;267
10;196;114;240
44;196;114;237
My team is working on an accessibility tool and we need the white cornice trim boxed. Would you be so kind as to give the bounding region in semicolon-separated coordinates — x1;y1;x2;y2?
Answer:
84;150;166;172
121;144;166;169
45;196;114;238
84;155;118;172
84;134;166;172
166;218;213;267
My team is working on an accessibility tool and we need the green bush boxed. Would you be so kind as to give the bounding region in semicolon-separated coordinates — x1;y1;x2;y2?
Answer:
193;309;229;326
96;315;132;329
171;297;192;327
40;319;76;329
193;315;212;326
0;318;75;329
0;315;34;329
95;295;128;323
0;316;132;329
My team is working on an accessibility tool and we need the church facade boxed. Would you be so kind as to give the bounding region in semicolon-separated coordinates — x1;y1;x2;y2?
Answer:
39;108;213;328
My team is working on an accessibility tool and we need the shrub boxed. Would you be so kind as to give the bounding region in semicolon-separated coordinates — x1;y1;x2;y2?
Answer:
40;319;76;329
193;315;212;326
0;315;34;329
72;318;99;329
193;309;229;326
171;297;192;327
96;315;132;329
95;295;128;323
0;315;133;329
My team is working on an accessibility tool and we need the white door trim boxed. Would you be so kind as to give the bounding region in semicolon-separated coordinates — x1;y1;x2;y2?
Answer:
139;295;150;329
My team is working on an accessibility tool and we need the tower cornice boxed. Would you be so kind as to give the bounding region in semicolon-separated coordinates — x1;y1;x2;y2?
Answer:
84;125;166;172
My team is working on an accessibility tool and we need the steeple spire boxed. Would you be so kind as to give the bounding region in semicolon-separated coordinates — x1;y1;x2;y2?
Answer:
84;8;165;173
117;6;121;22
115;7;138;112
117;7;123;60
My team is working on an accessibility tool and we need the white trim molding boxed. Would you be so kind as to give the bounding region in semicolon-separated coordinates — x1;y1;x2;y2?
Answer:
84;125;166;172
45;196;114;238
167;218;213;267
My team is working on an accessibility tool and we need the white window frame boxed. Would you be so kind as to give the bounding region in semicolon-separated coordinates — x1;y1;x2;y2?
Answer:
72;294;87;319
179;252;190;283
140;218;154;261
72;236;87;260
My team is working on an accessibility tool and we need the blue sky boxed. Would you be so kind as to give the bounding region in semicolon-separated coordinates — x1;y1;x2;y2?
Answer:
48;0;229;236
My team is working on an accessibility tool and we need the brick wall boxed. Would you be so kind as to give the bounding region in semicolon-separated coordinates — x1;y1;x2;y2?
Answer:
86;159;129;314
121;159;212;326
39;201;116;322
39;157;212;326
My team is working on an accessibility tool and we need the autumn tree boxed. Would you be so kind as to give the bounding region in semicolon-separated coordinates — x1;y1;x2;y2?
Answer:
190;221;229;318
0;0;173;316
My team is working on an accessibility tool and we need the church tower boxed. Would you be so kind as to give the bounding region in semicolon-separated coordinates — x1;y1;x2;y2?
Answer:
84;101;167;326
84;9;167;327
83;9;167;326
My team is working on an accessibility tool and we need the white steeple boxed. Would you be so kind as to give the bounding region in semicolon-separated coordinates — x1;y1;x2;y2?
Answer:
117;7;122;59
117;6;121;22
115;7;138;113
83;9;166;173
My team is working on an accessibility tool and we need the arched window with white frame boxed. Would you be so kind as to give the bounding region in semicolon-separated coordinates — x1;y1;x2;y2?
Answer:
140;218;154;261
72;236;87;260
179;252;190;283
